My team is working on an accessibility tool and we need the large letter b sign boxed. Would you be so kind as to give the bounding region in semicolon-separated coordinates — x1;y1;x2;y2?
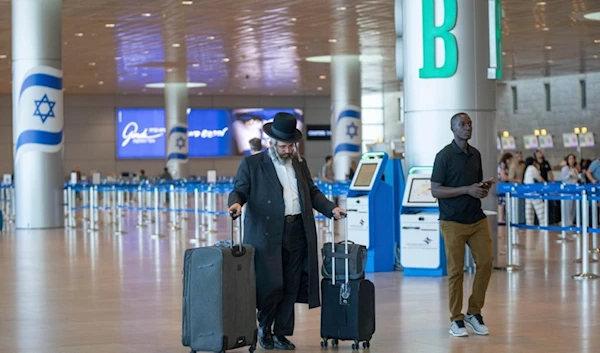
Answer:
419;0;458;78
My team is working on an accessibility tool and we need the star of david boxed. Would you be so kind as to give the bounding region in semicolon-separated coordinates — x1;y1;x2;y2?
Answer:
33;94;56;124
176;136;186;149
346;122;359;139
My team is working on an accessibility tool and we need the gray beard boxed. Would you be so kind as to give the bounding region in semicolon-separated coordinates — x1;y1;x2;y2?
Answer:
269;146;291;164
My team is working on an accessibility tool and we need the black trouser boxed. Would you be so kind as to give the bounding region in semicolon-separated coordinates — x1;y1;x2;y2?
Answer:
257;217;307;336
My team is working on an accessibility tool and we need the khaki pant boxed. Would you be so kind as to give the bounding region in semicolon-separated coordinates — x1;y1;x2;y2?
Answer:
440;218;494;322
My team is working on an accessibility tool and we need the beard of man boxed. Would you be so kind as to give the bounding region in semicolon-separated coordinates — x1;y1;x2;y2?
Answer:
268;138;301;164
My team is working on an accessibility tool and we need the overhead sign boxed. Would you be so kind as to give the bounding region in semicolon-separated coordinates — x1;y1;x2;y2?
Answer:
419;0;458;78
306;124;332;140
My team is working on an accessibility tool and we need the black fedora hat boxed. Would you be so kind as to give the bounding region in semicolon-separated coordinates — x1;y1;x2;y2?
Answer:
263;112;303;143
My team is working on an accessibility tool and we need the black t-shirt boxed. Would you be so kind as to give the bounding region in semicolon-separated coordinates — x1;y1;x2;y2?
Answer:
539;160;552;182
431;140;487;225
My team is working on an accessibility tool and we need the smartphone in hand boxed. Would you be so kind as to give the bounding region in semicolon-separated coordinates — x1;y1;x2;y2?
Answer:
481;178;494;190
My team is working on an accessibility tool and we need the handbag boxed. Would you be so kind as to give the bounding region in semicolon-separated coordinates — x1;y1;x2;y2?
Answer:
321;240;367;281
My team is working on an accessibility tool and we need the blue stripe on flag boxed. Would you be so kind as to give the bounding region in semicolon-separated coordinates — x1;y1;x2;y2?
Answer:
16;130;63;152
167;153;188;161
336;109;361;124
19;74;62;99
334;143;360;155
169;127;188;136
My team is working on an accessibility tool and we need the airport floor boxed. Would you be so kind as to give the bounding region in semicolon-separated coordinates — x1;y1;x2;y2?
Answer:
1;210;599;353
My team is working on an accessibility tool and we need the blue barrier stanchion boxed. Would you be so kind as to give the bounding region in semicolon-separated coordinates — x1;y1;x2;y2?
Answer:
115;188;126;236
150;186;164;239
592;190;600;253
572;191;600;280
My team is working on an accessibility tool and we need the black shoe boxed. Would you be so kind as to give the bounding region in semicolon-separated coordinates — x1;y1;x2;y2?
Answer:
273;335;296;350
258;326;274;350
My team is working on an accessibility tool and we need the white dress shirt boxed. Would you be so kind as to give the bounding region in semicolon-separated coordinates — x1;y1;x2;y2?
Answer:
270;154;302;216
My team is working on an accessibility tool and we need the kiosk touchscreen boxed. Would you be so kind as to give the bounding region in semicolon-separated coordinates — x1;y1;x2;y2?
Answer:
346;152;396;272
399;168;447;277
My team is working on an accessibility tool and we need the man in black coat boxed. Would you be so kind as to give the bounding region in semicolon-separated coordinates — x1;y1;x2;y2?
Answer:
228;112;345;350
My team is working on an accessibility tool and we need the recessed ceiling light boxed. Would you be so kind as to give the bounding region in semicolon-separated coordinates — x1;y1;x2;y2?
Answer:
114;56;121;60
208;36;215;40
305;55;383;63
166;68;173;72
246;27;254;32
146;82;207;88
595;39;600;44
197;92;203;95
89;62;96;66
192;63;200;67
79;85;84;88
172;43;181;47
290;17;297;22
337;6;347;11
289;45;297;49
142;13;151;17
241;86;246;90
98;81;104;85
536;1;546;5
222;58;230;62
547;60;553;64
317;87;323;91
328;39;337;43
143;50;149;54
105;23;115;28
545;45;552;50
182;0;193;4
584;11;600;21
594;55;599;59
74;32;83;37
502;51;506;55
141;73;148;77
292;79;298;83
542;27;549;31
0;55;6;59
319;75;326;79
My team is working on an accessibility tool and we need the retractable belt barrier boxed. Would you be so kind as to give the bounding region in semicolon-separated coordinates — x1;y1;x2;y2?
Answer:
498;182;600;280
57;179;350;244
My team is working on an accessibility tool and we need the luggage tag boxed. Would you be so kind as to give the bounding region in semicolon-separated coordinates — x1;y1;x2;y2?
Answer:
339;283;351;306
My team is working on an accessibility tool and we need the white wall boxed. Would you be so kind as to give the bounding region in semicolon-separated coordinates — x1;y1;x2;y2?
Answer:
0;94;332;179
497;73;600;167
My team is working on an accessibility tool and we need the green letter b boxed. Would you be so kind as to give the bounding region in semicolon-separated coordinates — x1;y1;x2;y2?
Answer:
419;0;458;78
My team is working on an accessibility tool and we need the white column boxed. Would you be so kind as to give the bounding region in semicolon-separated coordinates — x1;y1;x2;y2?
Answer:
331;55;362;181
12;0;64;228
400;0;499;210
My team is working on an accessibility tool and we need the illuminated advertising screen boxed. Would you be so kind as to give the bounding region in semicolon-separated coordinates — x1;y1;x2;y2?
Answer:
116;108;304;159
187;109;235;157
116;108;166;159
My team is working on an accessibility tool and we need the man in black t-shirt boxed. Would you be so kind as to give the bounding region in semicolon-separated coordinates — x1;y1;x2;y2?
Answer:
534;150;554;182
430;113;494;338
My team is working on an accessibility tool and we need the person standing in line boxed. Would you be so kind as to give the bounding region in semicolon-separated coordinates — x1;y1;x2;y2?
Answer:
523;157;546;226
249;137;263;155
430;112;494;338
228;112;346;350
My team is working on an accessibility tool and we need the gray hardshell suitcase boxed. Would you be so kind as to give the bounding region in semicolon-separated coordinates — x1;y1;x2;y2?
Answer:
182;213;258;353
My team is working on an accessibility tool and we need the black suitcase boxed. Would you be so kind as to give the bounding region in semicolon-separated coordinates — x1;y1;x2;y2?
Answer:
320;214;375;350
182;213;258;353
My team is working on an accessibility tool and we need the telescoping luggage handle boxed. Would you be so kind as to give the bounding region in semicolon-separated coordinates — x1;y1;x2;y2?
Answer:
229;211;246;257
331;211;352;306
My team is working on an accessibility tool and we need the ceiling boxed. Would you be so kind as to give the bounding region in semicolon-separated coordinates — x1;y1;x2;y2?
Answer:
1;0;600;96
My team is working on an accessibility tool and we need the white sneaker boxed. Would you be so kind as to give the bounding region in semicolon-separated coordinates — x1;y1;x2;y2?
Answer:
449;320;468;337
465;313;489;335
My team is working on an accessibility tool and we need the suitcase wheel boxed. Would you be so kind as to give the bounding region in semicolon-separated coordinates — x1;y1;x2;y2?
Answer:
363;341;370;349
249;343;256;353
331;339;339;347
320;339;328;348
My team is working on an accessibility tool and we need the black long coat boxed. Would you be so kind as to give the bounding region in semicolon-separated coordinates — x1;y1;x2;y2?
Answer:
228;151;336;310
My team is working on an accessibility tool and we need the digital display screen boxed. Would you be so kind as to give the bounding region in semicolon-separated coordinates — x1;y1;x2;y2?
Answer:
188;109;234;157
306;124;331;141
116;108;166;159
116;108;303;159
408;178;436;203
352;163;378;187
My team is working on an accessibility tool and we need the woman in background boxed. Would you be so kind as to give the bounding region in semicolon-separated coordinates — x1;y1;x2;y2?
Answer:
523;157;546;226
561;154;579;225
497;152;513;222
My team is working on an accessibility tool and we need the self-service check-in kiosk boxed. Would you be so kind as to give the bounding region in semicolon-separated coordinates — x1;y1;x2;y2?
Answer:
399;167;447;277
345;152;395;272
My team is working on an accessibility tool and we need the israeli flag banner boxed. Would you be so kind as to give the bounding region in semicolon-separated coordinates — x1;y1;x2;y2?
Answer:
14;66;63;163
167;124;189;163
333;105;362;157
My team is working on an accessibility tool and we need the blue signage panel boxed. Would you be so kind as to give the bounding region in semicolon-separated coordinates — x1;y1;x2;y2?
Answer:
116;108;166;159
188;109;234;157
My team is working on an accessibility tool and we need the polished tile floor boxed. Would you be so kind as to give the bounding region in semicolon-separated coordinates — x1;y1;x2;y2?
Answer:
1;211;599;353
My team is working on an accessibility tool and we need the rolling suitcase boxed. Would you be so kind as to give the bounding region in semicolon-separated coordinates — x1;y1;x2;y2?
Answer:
182;213;258;353
320;214;375;350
